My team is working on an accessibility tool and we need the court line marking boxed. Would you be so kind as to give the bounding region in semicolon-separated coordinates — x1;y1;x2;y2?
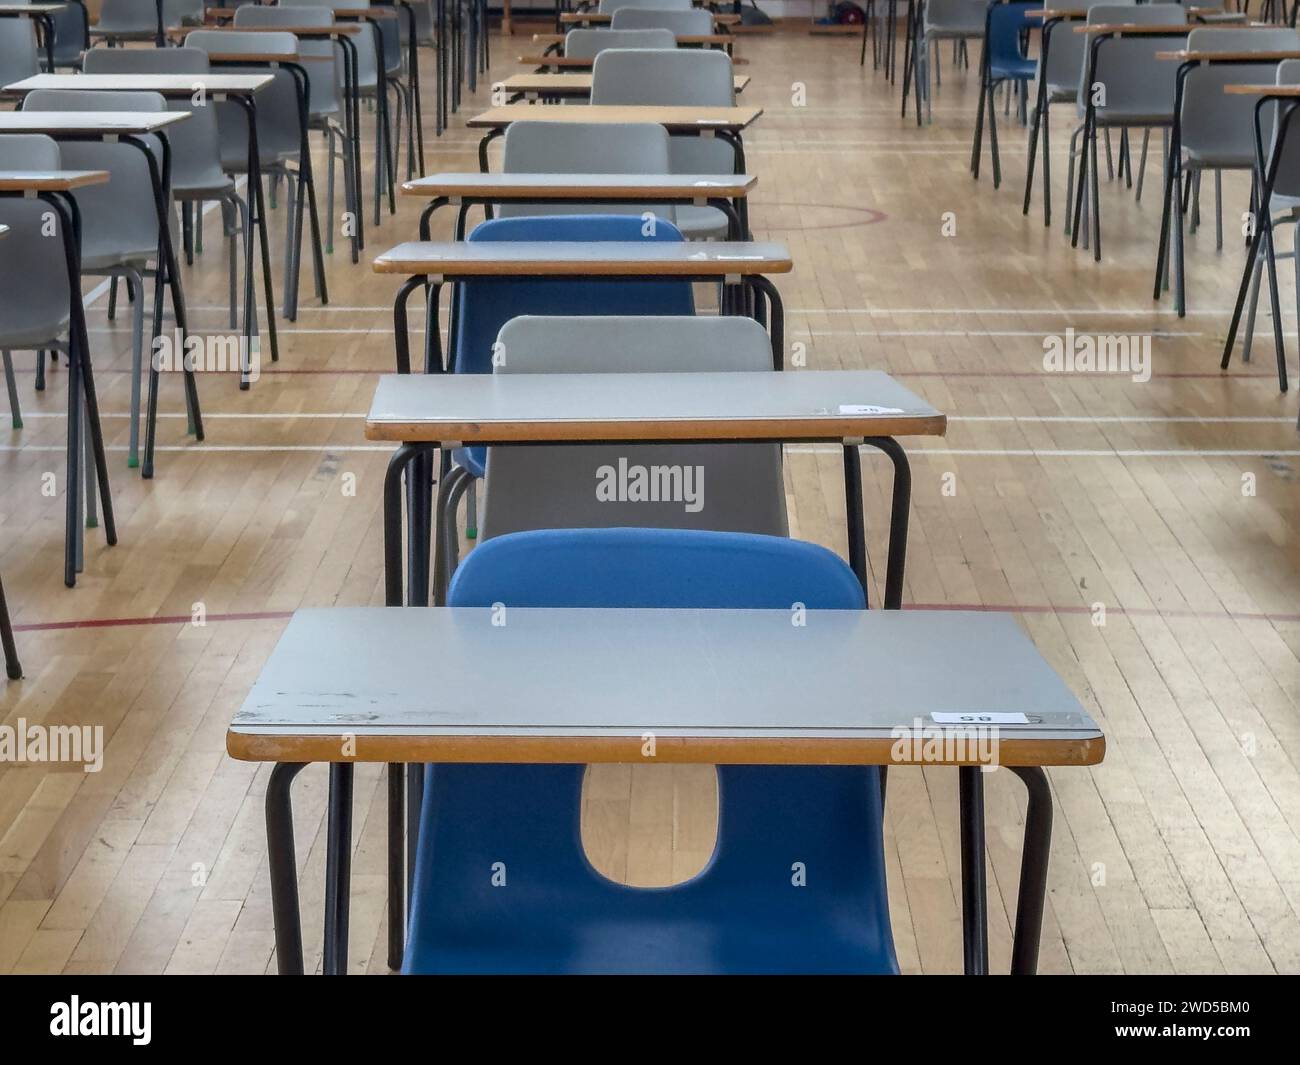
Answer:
9;413;1296;424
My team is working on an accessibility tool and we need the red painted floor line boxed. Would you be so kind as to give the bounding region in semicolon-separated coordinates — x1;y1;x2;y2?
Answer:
15;609;294;633
13;602;1299;633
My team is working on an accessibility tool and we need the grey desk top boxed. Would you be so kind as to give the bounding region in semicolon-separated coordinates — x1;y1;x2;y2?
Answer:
227;607;1104;766
400;172;758;200
0;112;190;134
363;369;947;443
3;73;275;97
372;240;792;276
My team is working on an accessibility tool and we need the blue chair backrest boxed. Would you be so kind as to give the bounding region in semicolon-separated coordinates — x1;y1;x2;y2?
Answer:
404;528;897;974
988;1;1041;69
451;214;695;376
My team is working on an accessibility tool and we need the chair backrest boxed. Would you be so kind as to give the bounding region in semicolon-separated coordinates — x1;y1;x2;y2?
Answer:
289;0;379;83
0;18;39;86
598;0;693;12
1179;28;1300;163
47;1;90;65
185;29;305;162
452;214;694;378
1042;0;1136;93
480;316;789;539
497;120;674;220
1079;5;1188;116
96;0;160;34
563;27;674;59
923;0;988;35
404;528;894;975
609;7;714;34
82;47;226;194
234;5;343;116
0;135;73;349
162;0;205;30
590;48;735;174
1268;60;1300;200
987;2;1041;70
20;90;164;263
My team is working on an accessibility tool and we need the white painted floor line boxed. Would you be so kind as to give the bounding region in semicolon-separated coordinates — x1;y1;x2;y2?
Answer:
798;329;1203;338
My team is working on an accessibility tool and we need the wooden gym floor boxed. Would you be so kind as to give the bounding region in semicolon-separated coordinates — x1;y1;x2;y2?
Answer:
1;27;1299;974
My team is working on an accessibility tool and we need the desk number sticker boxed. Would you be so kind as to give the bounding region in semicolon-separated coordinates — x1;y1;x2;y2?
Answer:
839;404;904;415
931;712;1030;725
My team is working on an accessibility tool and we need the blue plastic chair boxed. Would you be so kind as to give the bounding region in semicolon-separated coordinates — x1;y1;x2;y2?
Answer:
972;2;1042;188
444;214;694;535
403;527;899;975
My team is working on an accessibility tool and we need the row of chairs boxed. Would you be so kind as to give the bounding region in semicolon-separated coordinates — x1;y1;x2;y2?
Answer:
390;27;901;972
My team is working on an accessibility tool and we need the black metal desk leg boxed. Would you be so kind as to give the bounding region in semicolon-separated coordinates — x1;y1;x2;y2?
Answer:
1008;765;1053;975
959;765;989;975
842;445;868;595
0;572;20;680
863;436;910;610
266;762;307;975
387;762;404;970
384;442;426;607
323;762;354;975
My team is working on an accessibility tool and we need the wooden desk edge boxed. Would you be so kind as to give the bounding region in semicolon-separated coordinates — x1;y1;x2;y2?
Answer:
361;412;948;443
0;170;110;191
397;178;758;197
371;256;792;276
227;730;1104;766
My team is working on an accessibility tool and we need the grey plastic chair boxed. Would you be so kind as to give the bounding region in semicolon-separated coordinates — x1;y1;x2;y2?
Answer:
230;9;354;267
0;134;71;433
1236;59;1300;387
291;0;394;227
0;133;109;573
162;0;205;32
916;0;987;124
90;0;159;44
82;46;247;335
1069;4;1189;259
43;0;90;70
598;0;693;12
22;89;166;469
1024;0;1135;225
590;47;736;239
563;27;675;60
186;28;327;315
496;120;675;221
439;315;788;581
1175;27;1300;251
0;17;39;87
609;7;714;35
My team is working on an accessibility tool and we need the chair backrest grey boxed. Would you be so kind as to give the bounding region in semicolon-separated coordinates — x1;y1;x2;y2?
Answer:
96;0;160;34
1267;60;1300;200
923;0;988;35
591;48;735;175
0;18;39;87
0;135;72;348
235;5;344;116
1079;5;1188;116
1180;28;1300;163
610;8;714;34
186;29;304;163
82;47;226;194
162;0;206;30
598;0;693;12
289;0;379;83
497;120;675;221
564;27;675;59
1042;0;1136;93
49;2;90;64
480;316;788;540
20;91;165;266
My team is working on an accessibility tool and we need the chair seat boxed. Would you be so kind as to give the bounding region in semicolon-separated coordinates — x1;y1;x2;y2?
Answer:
81;240;157;271
1183;146;1252;170
672;203;731;240
0;313;70;351
405;909;900;975
990;57;1036;80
